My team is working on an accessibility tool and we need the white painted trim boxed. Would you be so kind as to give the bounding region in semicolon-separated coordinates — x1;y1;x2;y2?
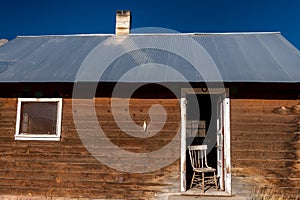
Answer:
15;98;63;141
224;97;232;194
217;95;224;190
14;135;61;141
15;99;22;140
180;97;187;192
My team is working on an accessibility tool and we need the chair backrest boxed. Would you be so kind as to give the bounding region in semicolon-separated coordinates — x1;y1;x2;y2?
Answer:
188;145;209;169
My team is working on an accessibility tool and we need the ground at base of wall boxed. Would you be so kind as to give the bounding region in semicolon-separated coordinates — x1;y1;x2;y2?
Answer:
0;196;120;200
168;195;248;200
0;195;249;200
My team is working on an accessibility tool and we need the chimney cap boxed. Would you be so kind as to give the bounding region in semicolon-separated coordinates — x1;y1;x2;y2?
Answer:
116;10;131;15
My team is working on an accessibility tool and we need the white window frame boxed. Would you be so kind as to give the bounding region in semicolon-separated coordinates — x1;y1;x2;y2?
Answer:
15;98;63;141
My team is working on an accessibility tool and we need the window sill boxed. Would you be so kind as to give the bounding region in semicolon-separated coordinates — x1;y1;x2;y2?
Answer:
14;135;61;141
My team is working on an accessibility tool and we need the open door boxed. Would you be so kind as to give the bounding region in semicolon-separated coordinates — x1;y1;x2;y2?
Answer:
180;88;231;195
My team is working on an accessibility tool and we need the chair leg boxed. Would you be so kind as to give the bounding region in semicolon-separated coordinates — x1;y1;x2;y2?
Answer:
214;171;218;190
190;172;195;189
202;172;205;193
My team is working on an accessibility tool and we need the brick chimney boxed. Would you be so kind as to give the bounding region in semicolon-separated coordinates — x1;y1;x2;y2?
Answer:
115;10;131;35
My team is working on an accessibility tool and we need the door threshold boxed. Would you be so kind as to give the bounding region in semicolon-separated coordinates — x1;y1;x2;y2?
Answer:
183;187;231;196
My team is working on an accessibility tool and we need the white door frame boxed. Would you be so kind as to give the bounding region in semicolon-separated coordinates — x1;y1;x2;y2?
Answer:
217;94;225;190
180;88;231;194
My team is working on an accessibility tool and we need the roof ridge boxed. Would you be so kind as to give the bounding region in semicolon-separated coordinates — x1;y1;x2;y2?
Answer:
16;32;281;38
193;32;281;35
17;34;115;38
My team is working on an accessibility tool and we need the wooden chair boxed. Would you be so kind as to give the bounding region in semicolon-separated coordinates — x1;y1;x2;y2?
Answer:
188;145;218;192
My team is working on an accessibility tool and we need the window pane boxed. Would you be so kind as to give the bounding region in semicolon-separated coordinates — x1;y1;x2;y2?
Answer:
20;102;58;135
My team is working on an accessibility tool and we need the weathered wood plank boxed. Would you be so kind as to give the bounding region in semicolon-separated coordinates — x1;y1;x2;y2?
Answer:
0;90;299;199
231;123;298;132
0;96;181;198
231;113;298;124
232;150;300;160
231;99;299;106
231;132;297;142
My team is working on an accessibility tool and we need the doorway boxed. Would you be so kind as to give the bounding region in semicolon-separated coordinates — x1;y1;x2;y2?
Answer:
180;88;231;195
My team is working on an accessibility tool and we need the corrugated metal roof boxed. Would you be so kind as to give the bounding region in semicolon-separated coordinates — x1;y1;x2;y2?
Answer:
0;32;299;83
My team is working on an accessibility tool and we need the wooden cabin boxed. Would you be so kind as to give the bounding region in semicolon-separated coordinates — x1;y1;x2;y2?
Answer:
0;12;299;200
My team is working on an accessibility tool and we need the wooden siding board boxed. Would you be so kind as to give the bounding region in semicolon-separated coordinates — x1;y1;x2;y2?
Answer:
232;132;297;142
230;98;300;196
0;97;181;199
231;116;298;125
232;150;300;160
1;89;299;198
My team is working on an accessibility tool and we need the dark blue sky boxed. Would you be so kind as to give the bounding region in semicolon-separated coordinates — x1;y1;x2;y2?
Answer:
1;0;300;49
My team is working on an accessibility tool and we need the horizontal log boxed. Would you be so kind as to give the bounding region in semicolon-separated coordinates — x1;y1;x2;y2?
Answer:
64;120;179;129
231;99;299;107
233;159;298;169
0;178;148;191
64;112;180;122
230;113;297;124
231;141;298;151
0;149;180;164
0;99;17;109
232;167;300;178
0;169;177;186
61;129;179;140
68;105;180;115
232;150;300;160
231;132;297;142
232;148;299;158
231;123;298;132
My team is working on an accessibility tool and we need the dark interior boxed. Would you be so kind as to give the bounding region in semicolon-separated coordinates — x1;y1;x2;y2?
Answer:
185;94;218;189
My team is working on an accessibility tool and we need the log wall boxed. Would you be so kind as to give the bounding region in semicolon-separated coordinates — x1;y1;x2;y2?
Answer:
0;83;299;199
231;98;300;197
0;97;181;199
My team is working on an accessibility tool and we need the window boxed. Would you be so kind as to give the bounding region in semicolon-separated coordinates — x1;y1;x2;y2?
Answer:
15;98;62;141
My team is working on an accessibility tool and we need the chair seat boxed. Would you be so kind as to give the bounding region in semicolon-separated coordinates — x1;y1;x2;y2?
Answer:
194;167;216;173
